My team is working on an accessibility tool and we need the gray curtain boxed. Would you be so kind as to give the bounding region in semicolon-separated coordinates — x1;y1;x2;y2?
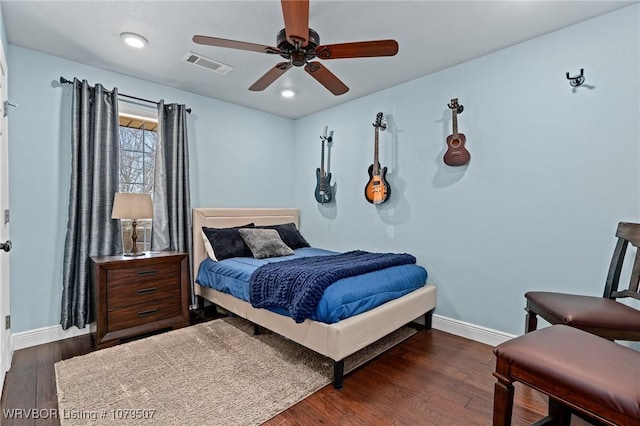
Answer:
152;101;193;301
61;79;121;330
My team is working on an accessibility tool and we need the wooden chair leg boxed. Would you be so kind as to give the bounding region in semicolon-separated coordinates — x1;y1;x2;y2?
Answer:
531;398;572;426
525;307;538;333
493;380;514;426
549;398;572;426
493;360;514;426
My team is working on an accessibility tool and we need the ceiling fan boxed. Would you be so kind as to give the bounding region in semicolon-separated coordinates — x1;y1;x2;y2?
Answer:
193;0;399;96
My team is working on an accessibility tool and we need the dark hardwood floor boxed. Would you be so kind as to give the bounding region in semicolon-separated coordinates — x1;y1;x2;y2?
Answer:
1;309;592;425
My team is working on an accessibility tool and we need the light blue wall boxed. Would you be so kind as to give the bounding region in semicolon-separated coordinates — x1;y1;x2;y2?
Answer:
292;5;640;335
6;4;640;337
6;47;295;332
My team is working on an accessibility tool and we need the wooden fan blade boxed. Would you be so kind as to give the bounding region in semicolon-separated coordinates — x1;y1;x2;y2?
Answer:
281;0;309;47
315;40;399;60
304;62;349;96
249;62;293;91
193;35;280;54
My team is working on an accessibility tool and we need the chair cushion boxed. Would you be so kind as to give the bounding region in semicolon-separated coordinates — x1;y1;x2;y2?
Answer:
494;325;640;421
525;291;640;332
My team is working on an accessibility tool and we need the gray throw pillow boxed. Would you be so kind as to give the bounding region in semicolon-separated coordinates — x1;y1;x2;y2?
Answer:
238;228;294;259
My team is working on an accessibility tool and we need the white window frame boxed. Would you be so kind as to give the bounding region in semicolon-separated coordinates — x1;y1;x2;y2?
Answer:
117;101;158;252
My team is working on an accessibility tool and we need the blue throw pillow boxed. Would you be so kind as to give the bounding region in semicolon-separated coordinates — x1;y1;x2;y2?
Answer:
256;223;310;249
202;223;255;261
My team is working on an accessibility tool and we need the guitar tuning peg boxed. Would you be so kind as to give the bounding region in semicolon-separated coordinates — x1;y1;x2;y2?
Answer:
327;130;333;143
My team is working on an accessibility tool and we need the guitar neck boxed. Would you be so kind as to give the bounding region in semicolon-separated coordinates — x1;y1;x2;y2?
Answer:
320;139;326;175
452;109;459;138
373;129;380;173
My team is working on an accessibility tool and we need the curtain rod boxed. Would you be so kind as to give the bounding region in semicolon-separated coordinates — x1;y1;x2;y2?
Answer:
59;76;191;114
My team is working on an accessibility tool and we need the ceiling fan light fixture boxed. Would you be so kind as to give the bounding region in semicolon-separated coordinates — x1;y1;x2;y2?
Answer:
281;89;296;98
192;0;398;95
120;32;148;48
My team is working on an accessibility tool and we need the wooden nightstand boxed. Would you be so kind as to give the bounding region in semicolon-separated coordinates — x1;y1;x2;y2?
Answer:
89;251;189;349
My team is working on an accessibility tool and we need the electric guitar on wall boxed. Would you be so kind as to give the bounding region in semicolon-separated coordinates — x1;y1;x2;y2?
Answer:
443;98;470;166
314;126;333;203
364;112;390;204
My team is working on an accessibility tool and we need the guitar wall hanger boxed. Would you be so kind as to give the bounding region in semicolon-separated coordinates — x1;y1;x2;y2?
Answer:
566;68;585;87
323;130;334;143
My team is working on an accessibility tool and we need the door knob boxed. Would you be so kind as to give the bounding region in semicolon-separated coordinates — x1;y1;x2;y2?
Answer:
0;240;11;252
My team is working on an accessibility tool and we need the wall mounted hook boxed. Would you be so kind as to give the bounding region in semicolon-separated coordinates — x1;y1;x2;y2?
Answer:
566;69;585;87
3;100;18;117
447;98;464;114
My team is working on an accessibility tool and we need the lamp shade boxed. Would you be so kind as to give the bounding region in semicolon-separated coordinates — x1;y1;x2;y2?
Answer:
111;193;153;220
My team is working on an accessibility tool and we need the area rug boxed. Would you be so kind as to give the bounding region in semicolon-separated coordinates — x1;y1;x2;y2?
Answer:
55;317;416;425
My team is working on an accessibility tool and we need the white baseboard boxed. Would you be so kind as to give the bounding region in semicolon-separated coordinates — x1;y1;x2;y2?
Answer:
12;324;90;351
432;314;516;347
11;314;514;351
1;334;13;397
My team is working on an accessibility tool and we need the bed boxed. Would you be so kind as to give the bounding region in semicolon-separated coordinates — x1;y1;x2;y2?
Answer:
192;208;437;389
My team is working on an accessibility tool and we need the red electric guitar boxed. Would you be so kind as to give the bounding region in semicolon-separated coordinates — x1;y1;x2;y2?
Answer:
443;98;470;166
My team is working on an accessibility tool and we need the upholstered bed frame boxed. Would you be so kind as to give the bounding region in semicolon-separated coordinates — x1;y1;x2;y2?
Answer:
192;208;437;389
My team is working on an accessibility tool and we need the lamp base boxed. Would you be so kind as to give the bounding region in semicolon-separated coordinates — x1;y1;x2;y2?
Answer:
124;219;145;257
123;251;146;257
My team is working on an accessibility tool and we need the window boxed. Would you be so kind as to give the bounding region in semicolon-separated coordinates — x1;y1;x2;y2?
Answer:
118;105;158;252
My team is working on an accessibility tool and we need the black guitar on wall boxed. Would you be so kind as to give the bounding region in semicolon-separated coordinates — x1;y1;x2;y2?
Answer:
364;112;390;204
314;126;333;203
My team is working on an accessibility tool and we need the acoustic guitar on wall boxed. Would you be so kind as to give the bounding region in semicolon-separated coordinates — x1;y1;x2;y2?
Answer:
314;126;333;204
364;112;390;204
443;98;470;167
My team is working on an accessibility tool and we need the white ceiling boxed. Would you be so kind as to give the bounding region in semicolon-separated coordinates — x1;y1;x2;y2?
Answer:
2;1;635;119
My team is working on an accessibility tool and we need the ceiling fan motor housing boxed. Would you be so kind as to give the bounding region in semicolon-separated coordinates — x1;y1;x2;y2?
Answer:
277;28;320;66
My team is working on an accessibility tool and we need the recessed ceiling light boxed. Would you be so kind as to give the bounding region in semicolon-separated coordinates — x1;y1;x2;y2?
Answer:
120;32;148;48
281;89;295;98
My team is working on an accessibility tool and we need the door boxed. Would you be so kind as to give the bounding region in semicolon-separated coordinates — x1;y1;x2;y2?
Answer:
0;40;12;395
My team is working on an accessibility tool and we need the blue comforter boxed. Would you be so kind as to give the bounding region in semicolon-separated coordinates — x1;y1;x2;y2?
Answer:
249;250;416;323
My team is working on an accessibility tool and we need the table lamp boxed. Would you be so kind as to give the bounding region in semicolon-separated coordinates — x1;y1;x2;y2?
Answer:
111;192;154;256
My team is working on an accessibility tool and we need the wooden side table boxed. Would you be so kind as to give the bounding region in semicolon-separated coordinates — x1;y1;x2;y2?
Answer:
89;251;189;349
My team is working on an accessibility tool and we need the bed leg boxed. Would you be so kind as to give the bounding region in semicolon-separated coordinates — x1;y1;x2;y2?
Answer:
197;295;205;310
253;324;261;335
424;308;434;330
333;360;345;390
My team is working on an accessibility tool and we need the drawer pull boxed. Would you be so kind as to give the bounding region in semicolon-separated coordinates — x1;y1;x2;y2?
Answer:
137;269;157;277
138;309;158;317
137;287;157;295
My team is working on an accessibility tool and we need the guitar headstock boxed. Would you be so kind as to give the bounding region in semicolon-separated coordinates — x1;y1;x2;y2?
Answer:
373;112;387;131
448;98;464;114
320;125;333;143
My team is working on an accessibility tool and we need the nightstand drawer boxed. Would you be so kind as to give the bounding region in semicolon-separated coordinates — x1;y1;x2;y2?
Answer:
107;275;181;309
107;297;182;332
107;262;180;287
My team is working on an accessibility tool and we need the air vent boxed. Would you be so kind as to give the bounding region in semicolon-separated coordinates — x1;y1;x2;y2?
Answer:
183;52;233;75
